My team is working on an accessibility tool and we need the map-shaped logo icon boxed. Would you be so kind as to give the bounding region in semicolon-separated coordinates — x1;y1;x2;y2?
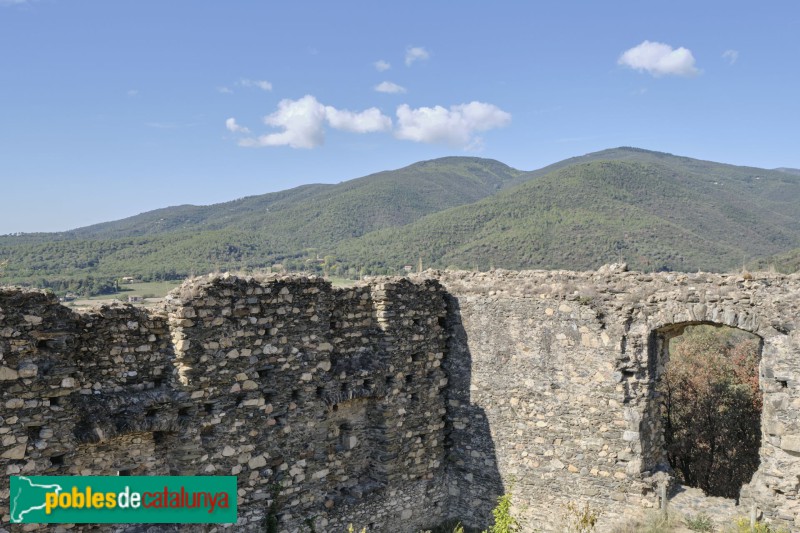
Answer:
10;476;63;523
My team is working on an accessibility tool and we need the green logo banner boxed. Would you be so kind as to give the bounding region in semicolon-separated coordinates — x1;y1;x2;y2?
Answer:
9;476;237;524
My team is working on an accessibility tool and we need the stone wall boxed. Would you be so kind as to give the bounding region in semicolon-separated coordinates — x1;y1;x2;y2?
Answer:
1;274;450;532
428;266;800;531
2;267;800;532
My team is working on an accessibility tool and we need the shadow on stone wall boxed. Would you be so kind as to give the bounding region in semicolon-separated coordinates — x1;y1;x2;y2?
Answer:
442;294;504;530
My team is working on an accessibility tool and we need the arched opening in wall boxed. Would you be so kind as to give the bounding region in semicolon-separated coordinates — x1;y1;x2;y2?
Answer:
654;323;762;500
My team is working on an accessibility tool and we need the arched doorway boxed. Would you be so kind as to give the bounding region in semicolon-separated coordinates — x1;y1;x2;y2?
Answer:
645;322;762;500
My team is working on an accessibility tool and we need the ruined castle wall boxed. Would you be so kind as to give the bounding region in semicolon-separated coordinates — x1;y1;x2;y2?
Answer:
165;275;450;531
1;275;450;532
3;268;800;532
429;268;800;532
0;290;173;478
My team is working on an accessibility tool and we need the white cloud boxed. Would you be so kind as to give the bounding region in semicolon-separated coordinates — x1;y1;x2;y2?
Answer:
618;40;699;77
239;79;273;91
324;106;392;133
395;101;511;148
225;118;250;134
237;95;392;149
722;49;739;65
241;95;327;148
374;60;391;72
0;0;31;5
374;81;407;94
405;46;430;66
217;86;233;94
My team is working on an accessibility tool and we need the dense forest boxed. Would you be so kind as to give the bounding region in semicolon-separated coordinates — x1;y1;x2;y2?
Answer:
2;148;800;295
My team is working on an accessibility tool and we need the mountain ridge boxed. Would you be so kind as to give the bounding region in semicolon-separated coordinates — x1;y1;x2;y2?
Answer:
2;147;800;294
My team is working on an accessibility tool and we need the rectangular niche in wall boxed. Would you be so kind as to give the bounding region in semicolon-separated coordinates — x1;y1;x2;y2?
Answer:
325;398;387;504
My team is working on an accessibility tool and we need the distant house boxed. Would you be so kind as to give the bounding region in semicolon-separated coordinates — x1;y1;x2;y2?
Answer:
121;276;137;284
127;296;142;303
403;265;413;273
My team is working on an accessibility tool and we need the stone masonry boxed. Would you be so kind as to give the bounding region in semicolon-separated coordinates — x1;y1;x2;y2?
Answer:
1;267;799;531
0;274;449;532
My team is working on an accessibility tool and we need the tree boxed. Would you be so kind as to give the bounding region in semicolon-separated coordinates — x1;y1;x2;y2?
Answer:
659;325;761;499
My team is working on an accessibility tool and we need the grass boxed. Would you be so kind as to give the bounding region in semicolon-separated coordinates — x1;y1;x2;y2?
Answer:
686;513;714;531
120;280;184;297
610;510;680;533
326;276;358;288
68;280;184;306
92;280;183;300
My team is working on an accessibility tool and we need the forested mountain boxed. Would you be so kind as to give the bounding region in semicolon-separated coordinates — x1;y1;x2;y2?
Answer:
337;157;800;272
2;148;799;295
753;248;800;273
44;157;522;241
0;157;523;292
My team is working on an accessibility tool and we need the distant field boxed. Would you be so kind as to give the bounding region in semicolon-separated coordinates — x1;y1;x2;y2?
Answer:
69;277;361;307
84;280;183;301
327;277;358;288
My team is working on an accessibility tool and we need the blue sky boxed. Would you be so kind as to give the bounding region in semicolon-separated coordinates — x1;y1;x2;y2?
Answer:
1;1;798;234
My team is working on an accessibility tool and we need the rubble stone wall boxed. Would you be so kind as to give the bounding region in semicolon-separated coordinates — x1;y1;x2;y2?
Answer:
1;275;449;532
429;267;800;531
2;267;800;532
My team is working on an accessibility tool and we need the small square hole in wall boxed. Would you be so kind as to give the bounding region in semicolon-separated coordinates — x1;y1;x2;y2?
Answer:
146;408;157;418
117;469;132;476
178;407;191;417
153;377;164;388
778;379;789;388
48;396;60;407
153;431;167;445
316;387;324;398
27;426;41;440
291;390;300;401
438;317;447;329
405;374;413;385
49;454;65;466
204;402;214;414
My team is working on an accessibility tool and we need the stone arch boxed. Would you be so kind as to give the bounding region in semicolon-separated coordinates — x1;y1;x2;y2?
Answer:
640;320;765;481
603;288;800;523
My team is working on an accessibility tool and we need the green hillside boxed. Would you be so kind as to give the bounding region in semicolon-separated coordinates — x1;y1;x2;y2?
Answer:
58;157;522;242
752;248;800;273
775;168;800;177
0;157;522;293
2;148;800;295
334;158;800;272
